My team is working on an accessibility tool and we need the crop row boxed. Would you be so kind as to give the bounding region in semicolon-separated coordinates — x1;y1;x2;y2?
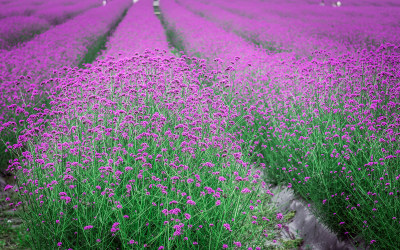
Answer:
0;0;57;19
0;0;132;179
0;16;50;50
215;0;400;50
101;0;170;59
160;0;281;74
161;0;400;248
0;0;132;128
0;0;102;51
174;0;340;56
0;0;100;22
177;0;400;56
0;0;102;50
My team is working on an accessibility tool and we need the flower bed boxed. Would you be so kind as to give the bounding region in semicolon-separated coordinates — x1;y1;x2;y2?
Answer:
161;0;400;248
0;0;46;19
0;0;101;50
101;0;169;59
0;0;132;127
184;0;400;53
0;0;100;23
4;49;283;249
175;0;344;56
0;16;50;50
34;0;101;25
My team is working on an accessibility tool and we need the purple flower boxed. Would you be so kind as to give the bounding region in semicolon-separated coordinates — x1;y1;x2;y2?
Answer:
223;223;232;232
3;185;13;191
218;176;226;181
187;200;196;205
233;241;242;247
233;152;242;159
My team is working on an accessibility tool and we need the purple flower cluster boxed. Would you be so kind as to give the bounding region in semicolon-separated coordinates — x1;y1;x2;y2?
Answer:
0;0;131;127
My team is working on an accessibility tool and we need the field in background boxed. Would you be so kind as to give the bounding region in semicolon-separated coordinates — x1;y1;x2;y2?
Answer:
0;0;399;249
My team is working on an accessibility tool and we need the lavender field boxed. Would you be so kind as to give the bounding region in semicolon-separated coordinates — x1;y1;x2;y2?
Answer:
0;0;399;249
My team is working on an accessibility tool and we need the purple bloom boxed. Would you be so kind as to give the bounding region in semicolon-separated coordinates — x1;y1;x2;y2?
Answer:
223;223;232;232
187;200;196;205
233;241;242;247
4;185;13;191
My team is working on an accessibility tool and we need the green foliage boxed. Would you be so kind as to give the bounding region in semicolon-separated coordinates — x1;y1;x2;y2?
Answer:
281;238;303;249
284;211;296;223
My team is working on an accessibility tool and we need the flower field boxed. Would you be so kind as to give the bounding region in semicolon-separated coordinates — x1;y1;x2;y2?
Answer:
0;0;399;249
0;0;102;50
